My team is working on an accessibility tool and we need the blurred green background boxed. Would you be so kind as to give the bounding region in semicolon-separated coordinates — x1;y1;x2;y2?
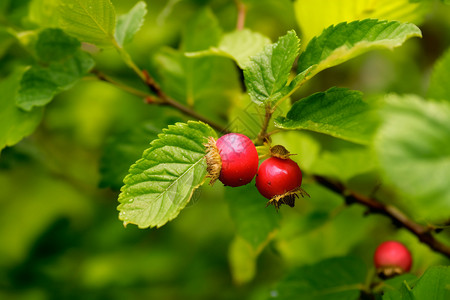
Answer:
1;0;450;299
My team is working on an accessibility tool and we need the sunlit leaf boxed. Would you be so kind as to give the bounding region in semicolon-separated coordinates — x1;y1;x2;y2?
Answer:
276;87;379;145
185;29;272;69
118;121;216;229
58;0;116;47
375;95;450;221
228;236;258;285
294;0;429;47
244;30;300;106
28;0;60;27
114;1;147;47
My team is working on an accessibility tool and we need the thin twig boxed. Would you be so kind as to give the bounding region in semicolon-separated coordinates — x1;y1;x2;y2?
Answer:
140;70;230;134
90;70;151;99
314;175;450;259
235;0;247;30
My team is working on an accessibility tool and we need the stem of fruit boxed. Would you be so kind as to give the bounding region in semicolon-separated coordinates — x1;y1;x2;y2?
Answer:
314;175;450;259
235;0;247;30
254;105;273;145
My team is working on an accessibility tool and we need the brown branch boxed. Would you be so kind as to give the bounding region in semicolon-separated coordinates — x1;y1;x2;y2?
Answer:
90;70;152;99
141;70;230;134
314;176;450;259
90;70;230;134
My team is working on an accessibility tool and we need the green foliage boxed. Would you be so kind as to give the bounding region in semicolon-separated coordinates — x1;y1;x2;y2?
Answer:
226;183;279;249
276;87;379;145
155;8;240;113
118;121;216;229
228;236;259;285
1;0;450;299
185;29;272;69
244;30;300;106
268;256;367;300
375;95;450;221
114;1;147;47
99;123;160;190
58;0;116;46
0;70;43;152
428;49;450;102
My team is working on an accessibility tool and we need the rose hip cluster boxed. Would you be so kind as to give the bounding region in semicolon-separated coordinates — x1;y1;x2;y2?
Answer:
205;133;308;210
206;134;414;277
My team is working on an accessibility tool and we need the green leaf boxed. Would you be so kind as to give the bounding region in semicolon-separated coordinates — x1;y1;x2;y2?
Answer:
381;273;417;300
296;20;422;85
181;8;222;52
0;70;43;153
99;123;160;190
117;121;216;229
375;95;450;221
58;0;116;47
226;183;279;250
244;30;300;106
16;51;95;111
276;202;376;266
185;29;272;69
383;266;450;300
407;266;450;299
35;28;80;63
154;8;240;112
114;1;147;47
228;236;258;285
275;87;379;145
428;49;450;102
268;256;367;300
155;48;240;115
294;0;429;48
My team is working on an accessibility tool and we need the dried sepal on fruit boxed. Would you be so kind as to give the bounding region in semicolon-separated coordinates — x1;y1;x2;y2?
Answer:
269;144;295;160
266;185;310;210
204;136;222;185
204;133;259;187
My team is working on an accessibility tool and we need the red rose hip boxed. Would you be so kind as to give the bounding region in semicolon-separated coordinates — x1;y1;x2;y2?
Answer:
374;240;412;278
255;156;308;210
205;133;258;187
